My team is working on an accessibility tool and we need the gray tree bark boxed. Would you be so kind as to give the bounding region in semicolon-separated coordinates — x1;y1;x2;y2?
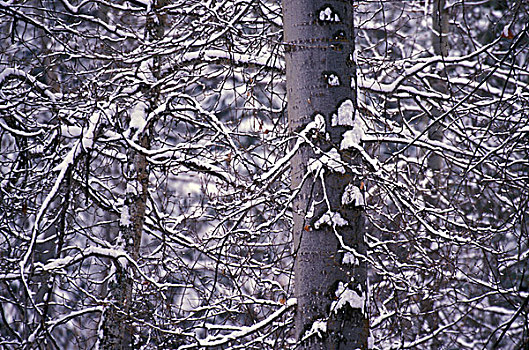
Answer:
432;0;449;57
98;2;167;348
283;1;369;348
428;0;448;178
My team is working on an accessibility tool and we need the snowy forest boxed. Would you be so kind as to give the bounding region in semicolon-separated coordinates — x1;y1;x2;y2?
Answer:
0;0;528;349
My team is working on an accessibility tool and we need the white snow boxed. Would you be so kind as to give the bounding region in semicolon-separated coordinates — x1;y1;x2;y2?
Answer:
126;180;139;196
515;86;525;98
314;211;348;229
307;148;346;174
341;127;364;149
331;281;365;314
180;49;284;72
313;113;325;133
340;114;367;150
342;252;359;265
95;309;105;349
319;6;340;22
61;125;83;138
341;184;365;206
27;332;36;343
313;212;330;229
138;60;154;83
327;73;340;86
47;306;103;328
332;99;355;127
501;25;511;38
323;148;346;173
52;144;78;172
305;200;316;219
129;101;148;131
309;319;327;338
0;67;57;101
261;113;325;182
0;119;43;137
307;157;323;174
82;113;100;151
120;205;132;227
178;298;296;349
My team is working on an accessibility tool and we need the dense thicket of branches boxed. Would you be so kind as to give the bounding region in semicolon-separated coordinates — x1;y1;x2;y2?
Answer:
0;0;528;349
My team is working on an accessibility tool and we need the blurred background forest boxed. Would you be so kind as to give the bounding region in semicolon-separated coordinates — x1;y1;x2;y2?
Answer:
0;0;528;348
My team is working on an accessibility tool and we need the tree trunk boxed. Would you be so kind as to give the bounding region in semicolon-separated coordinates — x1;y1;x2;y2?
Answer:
99;130;151;348
432;0;449;57
98;2;167;348
283;1;369;348
428;0;448;179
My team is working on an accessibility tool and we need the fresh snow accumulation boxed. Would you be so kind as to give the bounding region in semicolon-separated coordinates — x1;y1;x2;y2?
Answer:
129;101;148;132
342;184;365;206
340;116;367;150
342;252;359;265
120;205;132;226
307;148;346;174
61;124;83;138
324;148;345;173
309;319;327;338
327;73;340;86
332;99;355;127
319;6;340;22
313;113;325;133
126;180;139;196
52;144;78;173
307;157;323;174
314;211;348;229
501;24;511;38
331;281;365;314
340;128;363;149
305;200;316;219
261;113;325;182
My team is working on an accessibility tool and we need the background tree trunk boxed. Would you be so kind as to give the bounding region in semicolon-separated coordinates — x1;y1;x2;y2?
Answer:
420;2;449;344
283;0;369;348
98;2;167;348
428;0;449;177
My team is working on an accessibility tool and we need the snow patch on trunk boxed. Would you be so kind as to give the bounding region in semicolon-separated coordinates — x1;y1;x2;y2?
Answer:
128;101;149;140
319;6;340;22
332;99;355;127
309;319;327;338
342;252;359;266
120;205;132;227
331;281;365;314
342;184;365;207
340;117;367;150
314;211;348;229
308;148;346;174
